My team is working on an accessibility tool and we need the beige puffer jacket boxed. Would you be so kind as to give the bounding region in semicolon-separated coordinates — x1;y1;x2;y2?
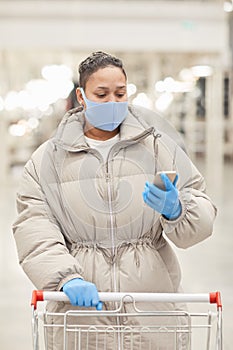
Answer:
13;105;217;349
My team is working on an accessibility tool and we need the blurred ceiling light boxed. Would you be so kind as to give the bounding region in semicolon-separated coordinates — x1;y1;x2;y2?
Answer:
4;91;20;111
155;93;173;112
28;117;39;129
155;78;175;93
3;65;74;112
155;77;194;93
155;80;165;93
43;105;54;116
224;0;233;12
25;78;74;108
179;68;194;82
56;80;74;99
191;65;213;77
41;64;73;81
38;104;50;112
18;90;36;110
26;79;50;98
9;118;40;136
127;83;137;97
132;92;152;109
9;122;27;137
163;77;175;93
25;79;54;107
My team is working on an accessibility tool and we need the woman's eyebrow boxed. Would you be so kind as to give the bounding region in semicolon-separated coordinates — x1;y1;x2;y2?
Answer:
95;85;126;91
116;85;127;90
95;86;109;91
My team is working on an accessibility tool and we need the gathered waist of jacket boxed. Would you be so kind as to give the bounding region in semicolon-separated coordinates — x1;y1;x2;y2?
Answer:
70;236;167;265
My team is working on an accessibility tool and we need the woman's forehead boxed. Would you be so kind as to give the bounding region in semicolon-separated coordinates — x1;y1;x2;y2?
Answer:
86;66;126;86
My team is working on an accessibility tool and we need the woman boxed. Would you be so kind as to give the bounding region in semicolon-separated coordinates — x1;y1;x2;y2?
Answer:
13;51;217;349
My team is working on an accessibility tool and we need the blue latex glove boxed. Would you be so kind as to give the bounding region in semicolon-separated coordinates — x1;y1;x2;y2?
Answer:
142;173;181;220
62;278;102;310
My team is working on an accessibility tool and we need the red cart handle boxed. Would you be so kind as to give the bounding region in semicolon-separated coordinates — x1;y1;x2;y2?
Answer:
31;290;44;309
209;291;222;309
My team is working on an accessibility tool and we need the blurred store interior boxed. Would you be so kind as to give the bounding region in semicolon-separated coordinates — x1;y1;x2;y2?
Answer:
0;0;233;349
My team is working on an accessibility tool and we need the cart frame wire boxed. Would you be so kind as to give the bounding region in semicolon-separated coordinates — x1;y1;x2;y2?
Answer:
31;290;222;350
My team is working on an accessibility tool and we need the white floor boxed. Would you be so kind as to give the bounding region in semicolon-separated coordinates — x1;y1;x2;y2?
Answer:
0;159;232;350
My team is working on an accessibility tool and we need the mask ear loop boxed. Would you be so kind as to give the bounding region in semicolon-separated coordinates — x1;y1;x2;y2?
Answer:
78;87;86;108
79;87;84;97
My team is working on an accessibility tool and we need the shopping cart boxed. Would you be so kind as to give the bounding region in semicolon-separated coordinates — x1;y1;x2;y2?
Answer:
31;290;222;350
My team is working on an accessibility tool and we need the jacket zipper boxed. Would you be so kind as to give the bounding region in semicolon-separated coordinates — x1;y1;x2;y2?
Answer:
106;173;118;292
105;128;159;350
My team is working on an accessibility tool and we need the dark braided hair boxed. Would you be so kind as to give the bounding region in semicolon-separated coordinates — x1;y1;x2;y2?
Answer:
78;51;127;90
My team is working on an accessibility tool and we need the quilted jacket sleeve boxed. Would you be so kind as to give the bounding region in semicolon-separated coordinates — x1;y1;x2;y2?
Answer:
12;153;83;291
158;134;217;249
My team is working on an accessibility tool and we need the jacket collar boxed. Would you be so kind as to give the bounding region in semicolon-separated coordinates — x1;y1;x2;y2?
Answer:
53;105;154;151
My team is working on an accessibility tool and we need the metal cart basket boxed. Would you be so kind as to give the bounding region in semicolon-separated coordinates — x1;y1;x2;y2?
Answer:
31;290;222;350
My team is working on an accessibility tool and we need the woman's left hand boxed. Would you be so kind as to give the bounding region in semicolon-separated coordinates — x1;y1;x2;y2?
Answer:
142;173;181;220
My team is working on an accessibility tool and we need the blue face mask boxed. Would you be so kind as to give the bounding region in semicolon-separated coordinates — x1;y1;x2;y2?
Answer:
80;88;128;131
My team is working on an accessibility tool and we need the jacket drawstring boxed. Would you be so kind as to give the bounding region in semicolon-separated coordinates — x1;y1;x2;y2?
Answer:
70;238;162;267
153;132;161;175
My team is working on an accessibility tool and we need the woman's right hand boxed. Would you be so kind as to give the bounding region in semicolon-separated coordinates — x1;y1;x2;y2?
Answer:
62;278;102;310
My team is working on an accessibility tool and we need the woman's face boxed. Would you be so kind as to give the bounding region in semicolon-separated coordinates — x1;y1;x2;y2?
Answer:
77;66;127;106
